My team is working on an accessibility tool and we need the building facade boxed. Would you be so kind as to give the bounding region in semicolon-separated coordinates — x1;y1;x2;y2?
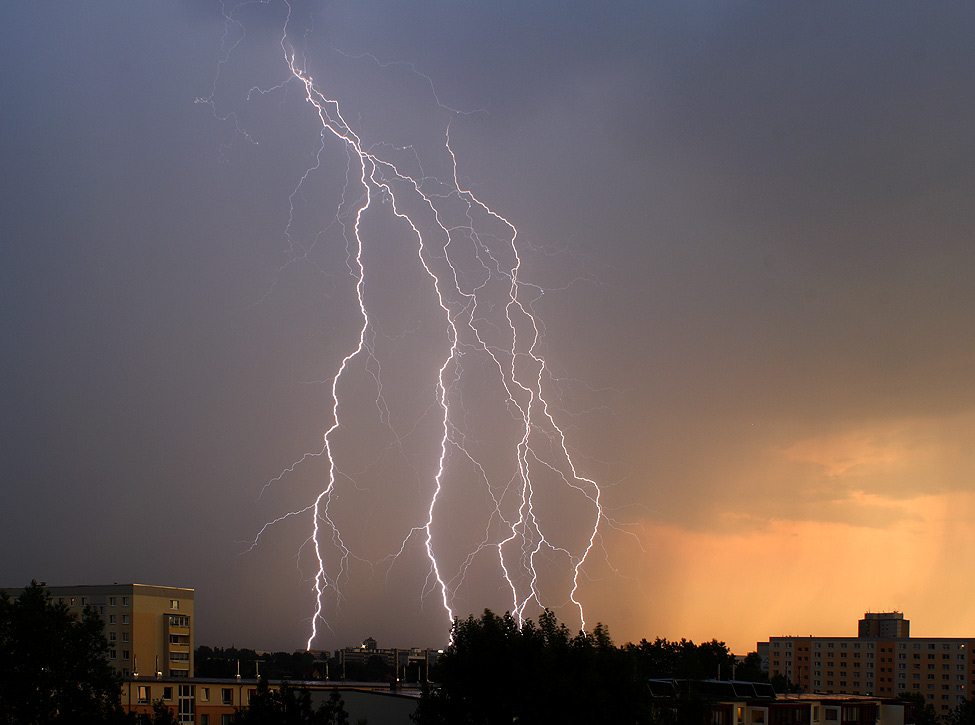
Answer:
7;583;194;678
761;612;974;715
120;677;419;725
648;681;915;725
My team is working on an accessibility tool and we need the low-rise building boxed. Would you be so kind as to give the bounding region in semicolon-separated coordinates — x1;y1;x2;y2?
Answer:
120;677;419;725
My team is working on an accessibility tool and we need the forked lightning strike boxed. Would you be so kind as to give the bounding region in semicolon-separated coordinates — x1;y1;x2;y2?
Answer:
204;0;611;648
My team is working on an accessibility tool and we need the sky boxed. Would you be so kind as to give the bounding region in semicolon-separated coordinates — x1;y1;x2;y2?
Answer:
2;1;975;655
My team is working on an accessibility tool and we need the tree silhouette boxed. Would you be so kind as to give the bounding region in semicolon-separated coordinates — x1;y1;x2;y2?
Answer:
231;678;349;725
413;609;655;725
0;581;126;724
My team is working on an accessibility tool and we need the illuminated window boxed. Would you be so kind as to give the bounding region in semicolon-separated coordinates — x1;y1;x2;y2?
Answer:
170;600;179;610
138;686;150;704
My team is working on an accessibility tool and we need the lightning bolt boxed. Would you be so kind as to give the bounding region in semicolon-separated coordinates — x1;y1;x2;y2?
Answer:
203;0;616;648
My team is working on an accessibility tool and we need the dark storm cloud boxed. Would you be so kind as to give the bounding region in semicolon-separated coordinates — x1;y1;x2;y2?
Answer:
3;1;975;651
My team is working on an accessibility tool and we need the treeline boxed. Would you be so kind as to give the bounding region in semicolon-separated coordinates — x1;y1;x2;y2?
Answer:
413;608;769;725
195;646;325;680
194;646;398;682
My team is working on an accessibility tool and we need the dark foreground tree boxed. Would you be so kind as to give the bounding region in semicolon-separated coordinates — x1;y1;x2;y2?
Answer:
0;581;125;724
413;609;650;725
231;678;349;725
899;692;940;725
947;697;975;725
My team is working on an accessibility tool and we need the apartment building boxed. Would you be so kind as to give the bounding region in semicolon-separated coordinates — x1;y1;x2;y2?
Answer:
7;582;194;678
761;612;974;715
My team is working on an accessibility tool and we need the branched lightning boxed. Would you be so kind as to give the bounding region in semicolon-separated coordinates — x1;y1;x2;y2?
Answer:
205;0;623;648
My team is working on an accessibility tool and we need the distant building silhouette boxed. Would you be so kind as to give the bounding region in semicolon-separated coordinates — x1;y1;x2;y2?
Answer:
334;637;441;682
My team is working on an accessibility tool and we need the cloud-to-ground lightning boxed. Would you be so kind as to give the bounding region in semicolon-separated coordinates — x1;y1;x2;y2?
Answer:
202;0;615;648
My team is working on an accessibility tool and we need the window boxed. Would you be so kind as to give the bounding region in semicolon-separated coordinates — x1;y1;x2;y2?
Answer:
201;717;209;725
161;686;172;700
122;596;130;606
170;652;190;661
122;650;130;661
825;710;838;721
81;597;89;606
178;685;194;723
222;688;233;705
170;615;190;628
138;686;150;704
109;614;116;625
170;635;181;644
201;687;209;702
170;599;179;610
122;614;130;625
222;716;232;725
109;632;117;642
109;596;117;606
122;633;130;643
69;598;75;606
109;649;117;660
